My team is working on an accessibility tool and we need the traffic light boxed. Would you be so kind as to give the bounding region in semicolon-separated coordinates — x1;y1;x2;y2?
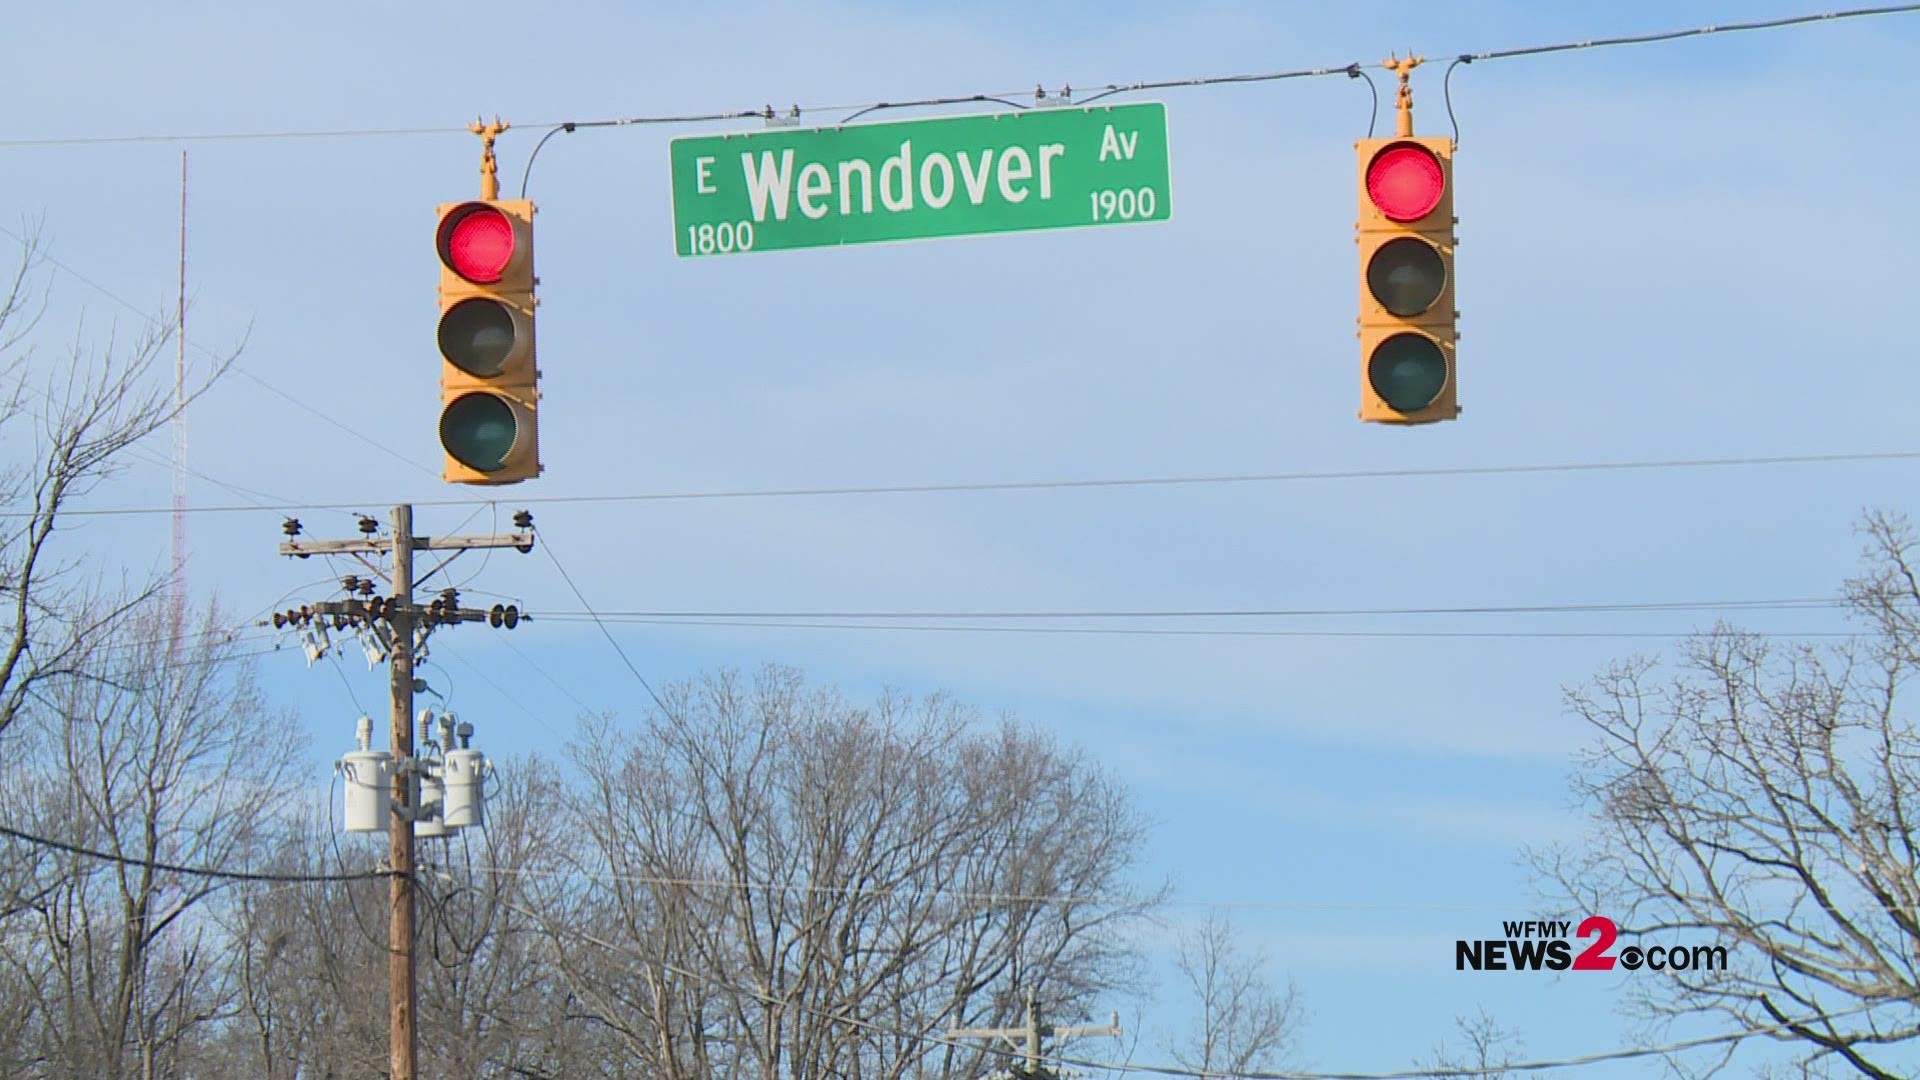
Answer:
437;198;540;483
1356;135;1457;424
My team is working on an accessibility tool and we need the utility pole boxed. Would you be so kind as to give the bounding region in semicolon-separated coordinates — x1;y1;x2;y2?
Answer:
274;504;534;1080
387;503;416;1080
949;987;1122;1080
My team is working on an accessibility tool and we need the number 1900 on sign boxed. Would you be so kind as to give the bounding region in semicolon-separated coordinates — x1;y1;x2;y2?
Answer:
669;103;1173;256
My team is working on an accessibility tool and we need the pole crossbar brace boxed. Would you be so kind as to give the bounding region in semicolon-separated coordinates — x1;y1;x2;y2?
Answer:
279;531;535;558
949;988;1122;1079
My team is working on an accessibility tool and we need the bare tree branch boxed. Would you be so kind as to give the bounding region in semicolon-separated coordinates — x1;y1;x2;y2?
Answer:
1535;513;1920;1076
1169;909;1303;1076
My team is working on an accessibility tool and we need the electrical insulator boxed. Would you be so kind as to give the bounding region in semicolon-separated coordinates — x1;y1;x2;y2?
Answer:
361;630;388;670
300;625;329;667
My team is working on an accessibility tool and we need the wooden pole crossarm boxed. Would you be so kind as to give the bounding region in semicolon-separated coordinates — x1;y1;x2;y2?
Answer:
278;531;534;558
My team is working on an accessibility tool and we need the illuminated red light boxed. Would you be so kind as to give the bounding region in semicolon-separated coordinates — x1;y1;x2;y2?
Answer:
1366;144;1445;223
438;204;516;284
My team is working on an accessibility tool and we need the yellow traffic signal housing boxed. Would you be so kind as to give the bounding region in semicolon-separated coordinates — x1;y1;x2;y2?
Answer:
1356;135;1458;424
436;198;541;484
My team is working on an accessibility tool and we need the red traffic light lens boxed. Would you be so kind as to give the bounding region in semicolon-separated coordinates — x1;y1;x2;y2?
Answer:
1366;144;1445;223
438;203;516;284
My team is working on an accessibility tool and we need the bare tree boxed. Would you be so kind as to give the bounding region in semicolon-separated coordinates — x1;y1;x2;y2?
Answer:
206;751;600;1080
1419;1007;1529;1079
1537;512;1920;1077
544;666;1156;1080
220;839;331;1080
413;755;590;1079
1167;909;1302;1076
0;229;232;748
0;601;303;1079
188;791;394;1080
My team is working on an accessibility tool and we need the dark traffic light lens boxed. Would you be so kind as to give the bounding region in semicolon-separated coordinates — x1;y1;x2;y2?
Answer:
439;298;519;378
440;393;519;472
1367;333;1449;412
1366;238;1447;317
1366;144;1445;222
437;203;515;284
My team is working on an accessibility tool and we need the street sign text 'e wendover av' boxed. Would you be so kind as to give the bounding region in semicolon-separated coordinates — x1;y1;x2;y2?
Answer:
670;102;1171;256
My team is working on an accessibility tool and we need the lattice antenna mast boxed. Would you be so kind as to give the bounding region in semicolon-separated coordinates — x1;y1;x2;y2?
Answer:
170;151;188;656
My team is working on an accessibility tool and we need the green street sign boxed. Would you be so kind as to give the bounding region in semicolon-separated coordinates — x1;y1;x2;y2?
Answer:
669;102;1171;256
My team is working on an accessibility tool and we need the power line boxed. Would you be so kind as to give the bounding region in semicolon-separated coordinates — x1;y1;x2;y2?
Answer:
33;569;358;662
1456;4;1920;63
4;578;340;692
429;859;1509;912
1053;1004;1889;1079
534;616;1856;642
424;856;1920;915
23;590;1877;654
230;370;438;480
442;647;573;738
13;447;1920;519
6;362;297;512
78;624;281;659
0;822;395;884
0;124;469;148
538;533;671;716
493;632;601;718
328;648;372;716
0;222;437;481
452;881;1036;1075
471;877;1884;1079
5;4;1916;150
534;596;1846;621
1441;4;1920;146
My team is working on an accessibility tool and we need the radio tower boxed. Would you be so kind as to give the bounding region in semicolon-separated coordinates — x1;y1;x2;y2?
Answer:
170;151;187;655
150;151;190;1074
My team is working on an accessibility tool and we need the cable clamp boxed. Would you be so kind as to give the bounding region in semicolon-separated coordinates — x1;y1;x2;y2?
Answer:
1033;84;1075;108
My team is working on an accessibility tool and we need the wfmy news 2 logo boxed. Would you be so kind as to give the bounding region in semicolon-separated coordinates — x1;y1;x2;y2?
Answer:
1456;916;1729;973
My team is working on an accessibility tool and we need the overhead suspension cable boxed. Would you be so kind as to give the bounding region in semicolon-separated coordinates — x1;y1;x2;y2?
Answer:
2;4;1914;149
536;596;1846;621
481;883;1884;1080
0;823;395;883
13;448;1919;520
535;617;1855;642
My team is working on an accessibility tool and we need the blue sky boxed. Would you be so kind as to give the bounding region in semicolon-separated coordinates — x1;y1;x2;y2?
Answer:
6;1;1919;1073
